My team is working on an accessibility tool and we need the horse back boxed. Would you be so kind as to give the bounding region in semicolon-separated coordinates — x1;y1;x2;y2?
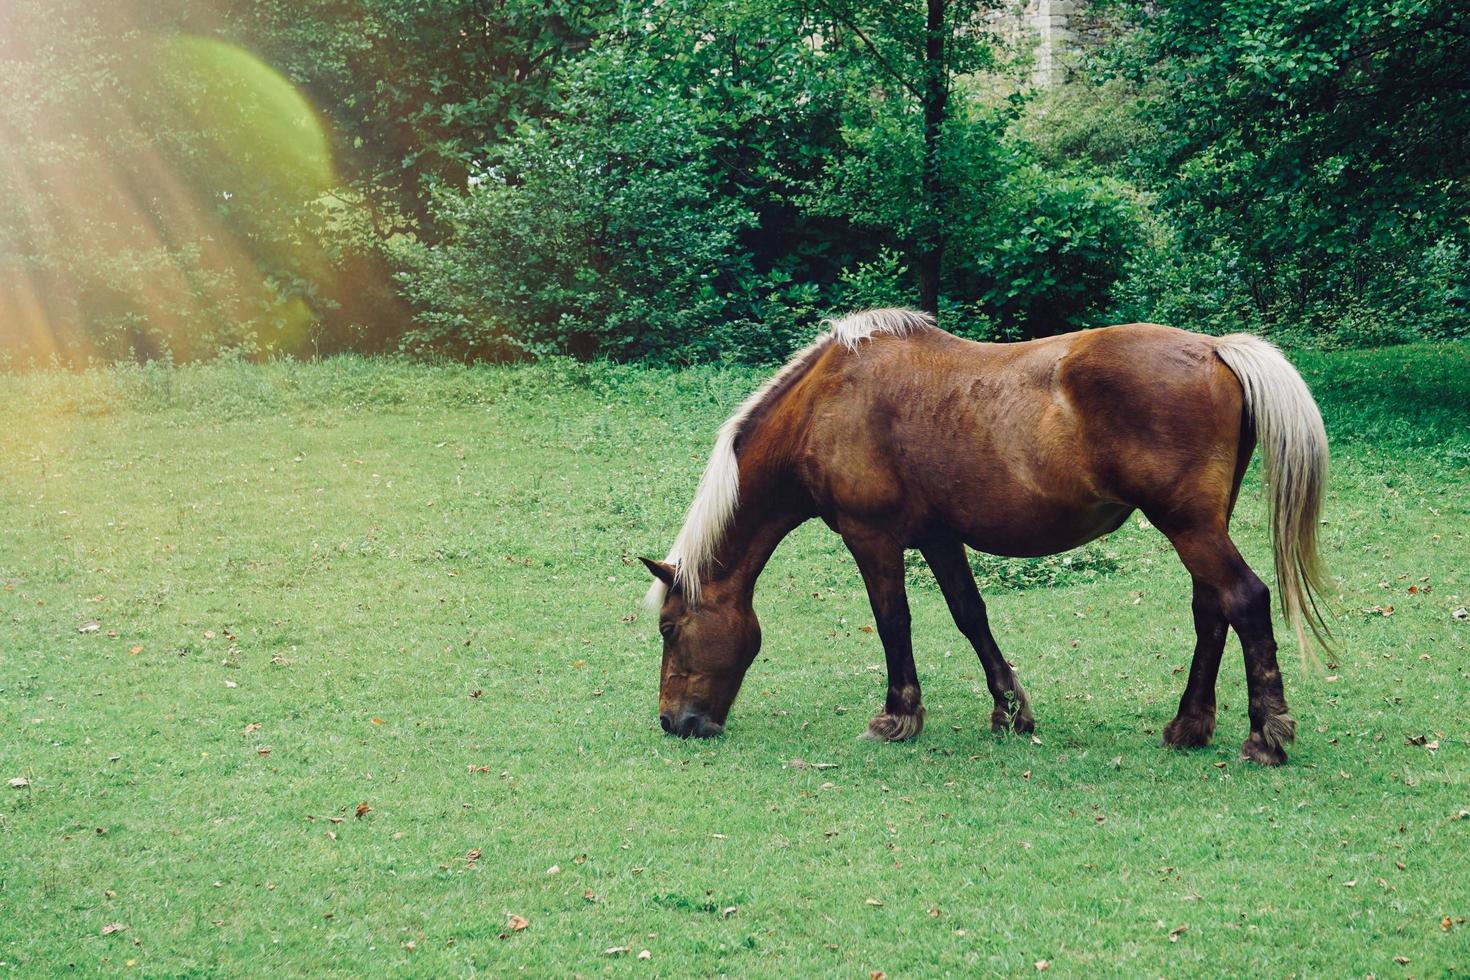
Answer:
786;323;1248;552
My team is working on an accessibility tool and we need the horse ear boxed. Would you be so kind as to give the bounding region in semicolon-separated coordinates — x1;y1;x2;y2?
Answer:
639;556;677;587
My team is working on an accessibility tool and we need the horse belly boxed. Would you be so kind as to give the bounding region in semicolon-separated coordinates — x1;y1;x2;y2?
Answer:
945;494;1133;558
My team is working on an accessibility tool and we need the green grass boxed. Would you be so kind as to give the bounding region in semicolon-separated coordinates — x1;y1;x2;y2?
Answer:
2;343;1468;976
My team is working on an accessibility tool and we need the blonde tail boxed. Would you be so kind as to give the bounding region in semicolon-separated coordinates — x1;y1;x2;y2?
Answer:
1214;335;1332;660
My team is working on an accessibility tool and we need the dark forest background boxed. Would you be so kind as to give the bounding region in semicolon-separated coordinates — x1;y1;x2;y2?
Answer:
2;0;1466;365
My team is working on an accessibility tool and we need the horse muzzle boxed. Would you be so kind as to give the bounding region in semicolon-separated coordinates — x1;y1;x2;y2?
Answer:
659;710;724;739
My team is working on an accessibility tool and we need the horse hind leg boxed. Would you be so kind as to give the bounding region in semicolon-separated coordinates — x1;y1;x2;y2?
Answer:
920;539;1035;735
1160;579;1227;749
1160;523;1294;765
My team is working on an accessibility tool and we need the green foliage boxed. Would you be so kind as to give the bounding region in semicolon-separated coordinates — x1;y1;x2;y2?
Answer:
399;0;1150;360
394;48;758;361
4;0;1463;364
1092;0;1470;342
952;165;1145;338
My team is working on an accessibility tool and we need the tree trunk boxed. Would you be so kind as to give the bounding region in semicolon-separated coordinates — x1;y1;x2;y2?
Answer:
917;0;947;316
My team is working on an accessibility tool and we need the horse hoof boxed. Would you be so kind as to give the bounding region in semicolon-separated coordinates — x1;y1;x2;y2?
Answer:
1240;733;1287;766
990;707;1035;736
864;708;924;742
1161;712;1215;749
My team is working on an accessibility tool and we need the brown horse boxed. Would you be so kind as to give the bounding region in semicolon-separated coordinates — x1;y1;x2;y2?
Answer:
642;309;1330;765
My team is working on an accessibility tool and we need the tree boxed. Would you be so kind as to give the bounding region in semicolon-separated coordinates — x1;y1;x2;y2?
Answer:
1102;0;1470;339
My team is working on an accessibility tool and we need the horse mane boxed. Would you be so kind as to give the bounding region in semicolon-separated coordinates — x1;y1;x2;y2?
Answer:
644;307;936;609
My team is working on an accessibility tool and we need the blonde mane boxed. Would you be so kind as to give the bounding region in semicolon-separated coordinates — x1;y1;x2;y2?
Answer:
644;307;936;609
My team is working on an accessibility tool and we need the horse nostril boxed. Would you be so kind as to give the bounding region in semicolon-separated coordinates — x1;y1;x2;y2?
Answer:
659;712;674;734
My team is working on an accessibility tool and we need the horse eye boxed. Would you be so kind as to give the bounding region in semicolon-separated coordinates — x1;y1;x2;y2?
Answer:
659;621;676;638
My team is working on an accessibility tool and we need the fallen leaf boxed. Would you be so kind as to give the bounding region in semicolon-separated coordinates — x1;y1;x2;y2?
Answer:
224;680;238;689
466;848;482;863
1452;606;1468;621
79;621;100;634
584;890;597;902
721;906;738;918
371;717;384;725
243;723;261;735
865;898;884;907
1168;924;1188;942
604;946;630;956
1443;916;1454;932
870;972;887;980
1036;961;1051;972
9;777;30;789
1394;956;1411;965
507;914;528;932
204;630;216;639
1343;879;1357;888
102;923;127;936
328;817;345;825
402;940;416;952
638;950;651;960
355;801;371;819
129;645;143;655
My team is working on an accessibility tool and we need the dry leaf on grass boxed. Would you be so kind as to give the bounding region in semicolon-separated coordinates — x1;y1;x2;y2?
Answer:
101;923;126;936
506;914;529;932
354;801;371;819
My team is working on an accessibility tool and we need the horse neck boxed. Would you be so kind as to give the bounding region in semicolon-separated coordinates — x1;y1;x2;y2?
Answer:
701;445;810;607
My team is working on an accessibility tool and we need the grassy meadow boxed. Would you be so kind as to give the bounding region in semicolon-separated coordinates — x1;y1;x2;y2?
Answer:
2;342;1468;976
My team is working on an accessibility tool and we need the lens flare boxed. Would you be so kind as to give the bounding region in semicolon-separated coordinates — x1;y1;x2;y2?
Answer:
1;23;341;363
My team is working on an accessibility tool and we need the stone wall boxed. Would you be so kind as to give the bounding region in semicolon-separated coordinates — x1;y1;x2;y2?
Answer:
989;0;1126;87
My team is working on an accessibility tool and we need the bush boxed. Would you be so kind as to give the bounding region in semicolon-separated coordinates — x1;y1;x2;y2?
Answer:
394;51;758;362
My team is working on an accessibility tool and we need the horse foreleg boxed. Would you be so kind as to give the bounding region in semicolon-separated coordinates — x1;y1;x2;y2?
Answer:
1164;526;1295;765
1160;579;1227;749
920;539;1034;735
843;529;924;741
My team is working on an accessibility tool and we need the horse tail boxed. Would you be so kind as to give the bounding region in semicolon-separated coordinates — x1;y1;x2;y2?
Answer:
1214;335;1332;661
